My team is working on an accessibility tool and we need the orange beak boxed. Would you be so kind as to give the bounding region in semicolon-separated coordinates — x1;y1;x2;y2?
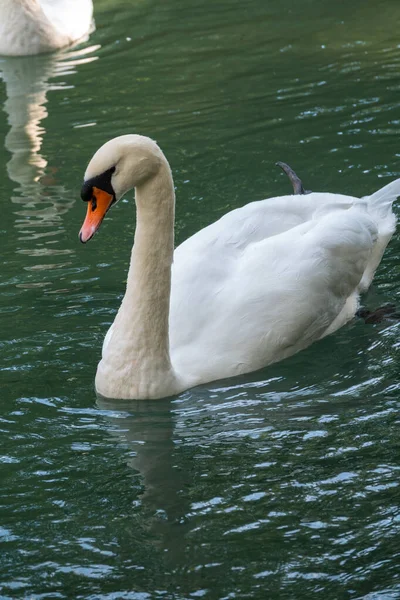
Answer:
79;186;114;243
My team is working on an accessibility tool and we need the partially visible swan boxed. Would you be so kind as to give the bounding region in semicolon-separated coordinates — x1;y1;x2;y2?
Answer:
78;135;400;400
0;0;93;56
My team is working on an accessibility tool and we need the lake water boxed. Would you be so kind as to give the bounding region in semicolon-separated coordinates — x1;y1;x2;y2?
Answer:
1;0;399;598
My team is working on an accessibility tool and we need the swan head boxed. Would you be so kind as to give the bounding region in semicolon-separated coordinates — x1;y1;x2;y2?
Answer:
79;134;163;243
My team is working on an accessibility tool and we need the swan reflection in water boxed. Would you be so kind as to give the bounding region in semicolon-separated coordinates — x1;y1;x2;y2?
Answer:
0;45;99;284
97;395;192;561
95;377;313;563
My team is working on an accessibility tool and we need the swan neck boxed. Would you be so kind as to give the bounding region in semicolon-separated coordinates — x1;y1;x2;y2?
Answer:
114;160;176;369
130;164;176;352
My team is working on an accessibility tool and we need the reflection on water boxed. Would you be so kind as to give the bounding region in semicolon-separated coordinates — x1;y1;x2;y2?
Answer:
97;397;178;513
97;396;192;562
0;45;99;276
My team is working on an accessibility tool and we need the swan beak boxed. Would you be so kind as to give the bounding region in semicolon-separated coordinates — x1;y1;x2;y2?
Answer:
79;187;114;243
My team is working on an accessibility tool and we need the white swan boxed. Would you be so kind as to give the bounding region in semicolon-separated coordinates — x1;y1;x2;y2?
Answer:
78;135;400;400
0;0;93;56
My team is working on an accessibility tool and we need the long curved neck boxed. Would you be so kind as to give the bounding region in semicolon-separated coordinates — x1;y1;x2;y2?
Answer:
97;159;181;399
123;163;175;362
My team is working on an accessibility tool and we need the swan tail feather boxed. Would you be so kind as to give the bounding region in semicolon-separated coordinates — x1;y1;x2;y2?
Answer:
359;177;400;292
364;177;400;219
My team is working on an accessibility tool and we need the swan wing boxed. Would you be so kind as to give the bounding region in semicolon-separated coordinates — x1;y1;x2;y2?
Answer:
170;191;360;345
170;202;377;382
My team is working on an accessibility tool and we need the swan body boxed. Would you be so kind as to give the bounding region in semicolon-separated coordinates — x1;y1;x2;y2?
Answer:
78;135;400;400
0;0;93;56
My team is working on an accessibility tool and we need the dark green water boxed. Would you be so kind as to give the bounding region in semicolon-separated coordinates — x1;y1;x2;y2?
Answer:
1;0;400;598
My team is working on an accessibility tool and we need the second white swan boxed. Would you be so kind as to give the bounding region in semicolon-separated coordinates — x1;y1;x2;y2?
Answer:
0;0;93;56
79;135;399;400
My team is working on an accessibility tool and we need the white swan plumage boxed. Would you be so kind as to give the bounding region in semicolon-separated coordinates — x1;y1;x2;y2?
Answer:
78;135;399;400
0;0;93;56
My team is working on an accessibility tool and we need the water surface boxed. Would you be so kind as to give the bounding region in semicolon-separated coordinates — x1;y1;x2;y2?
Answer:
0;0;399;598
